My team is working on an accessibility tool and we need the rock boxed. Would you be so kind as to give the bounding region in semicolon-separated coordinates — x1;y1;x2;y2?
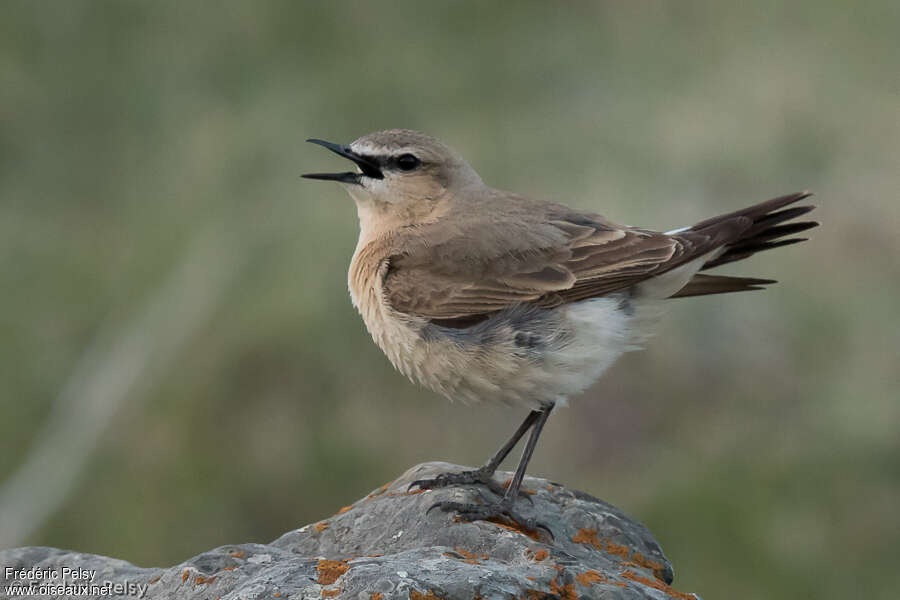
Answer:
0;462;701;599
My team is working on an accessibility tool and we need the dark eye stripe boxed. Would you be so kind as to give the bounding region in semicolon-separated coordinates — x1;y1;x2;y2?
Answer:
360;153;425;172
357;160;383;179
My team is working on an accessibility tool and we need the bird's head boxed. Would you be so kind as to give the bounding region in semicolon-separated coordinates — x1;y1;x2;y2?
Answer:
303;129;482;229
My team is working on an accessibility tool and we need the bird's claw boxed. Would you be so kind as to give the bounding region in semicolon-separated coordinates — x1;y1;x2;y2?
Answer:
408;469;534;503
408;468;491;492
428;499;553;540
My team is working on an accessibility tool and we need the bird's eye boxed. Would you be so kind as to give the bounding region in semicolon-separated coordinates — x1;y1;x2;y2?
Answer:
396;153;421;171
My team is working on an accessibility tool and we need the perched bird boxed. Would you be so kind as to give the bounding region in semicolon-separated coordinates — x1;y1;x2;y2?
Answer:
303;129;817;529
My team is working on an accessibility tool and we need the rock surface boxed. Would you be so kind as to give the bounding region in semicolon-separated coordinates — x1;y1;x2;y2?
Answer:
0;462;701;599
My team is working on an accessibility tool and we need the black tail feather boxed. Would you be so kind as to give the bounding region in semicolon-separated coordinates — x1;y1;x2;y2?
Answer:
671;274;778;298
672;192;818;296
698;192;819;271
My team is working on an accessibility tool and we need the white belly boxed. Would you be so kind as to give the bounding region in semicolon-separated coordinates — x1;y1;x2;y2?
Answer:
350;246;700;409
369;295;654;410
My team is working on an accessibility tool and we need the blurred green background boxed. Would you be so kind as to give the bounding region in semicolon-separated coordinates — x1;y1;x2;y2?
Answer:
1;1;898;598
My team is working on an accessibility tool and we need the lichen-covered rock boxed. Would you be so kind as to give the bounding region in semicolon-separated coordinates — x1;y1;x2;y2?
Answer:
0;462;701;599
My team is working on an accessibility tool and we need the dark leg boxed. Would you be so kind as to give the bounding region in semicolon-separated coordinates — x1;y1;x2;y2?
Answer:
428;405;554;531
501;405;552;503
409;409;542;496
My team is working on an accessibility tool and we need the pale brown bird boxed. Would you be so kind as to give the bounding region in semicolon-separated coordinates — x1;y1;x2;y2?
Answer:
303;129;817;530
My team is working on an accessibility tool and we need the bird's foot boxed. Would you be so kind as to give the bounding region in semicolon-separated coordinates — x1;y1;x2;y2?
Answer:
428;498;552;540
409;467;508;497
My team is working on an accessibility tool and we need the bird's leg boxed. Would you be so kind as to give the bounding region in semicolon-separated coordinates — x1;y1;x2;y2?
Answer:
409;409;542;496
428;405;554;532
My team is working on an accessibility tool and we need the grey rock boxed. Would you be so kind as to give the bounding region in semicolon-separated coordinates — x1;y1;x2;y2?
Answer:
0;462;700;599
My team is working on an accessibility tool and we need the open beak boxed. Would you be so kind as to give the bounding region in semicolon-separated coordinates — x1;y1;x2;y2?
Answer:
302;138;383;184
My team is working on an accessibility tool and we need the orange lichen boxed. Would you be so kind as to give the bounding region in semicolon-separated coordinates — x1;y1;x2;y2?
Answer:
181;570;190;583
632;552;668;581
575;570;608;586
548;570;577;600
337;505;353;515
315;521;330;533
571;528;628;558
222;566;237;572
367;482;391;498
443;547;489;564
532;549;549;561
572;528;602;548
195;575;216;585
230;551;245;558
605;539;630;559
321;588;341;598
316;559;350;585
526;576;536;581
409;590;441;600
273;593;280;598
621;570;695;599
571;529;667;579
148;575;161;584
486;517;543;541
370;594;384;600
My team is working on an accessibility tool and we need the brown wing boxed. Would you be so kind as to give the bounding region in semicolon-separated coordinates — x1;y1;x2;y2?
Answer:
384;191;815;325
383;213;749;325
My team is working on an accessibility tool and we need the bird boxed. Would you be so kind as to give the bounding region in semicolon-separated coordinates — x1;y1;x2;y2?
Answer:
303;129;818;530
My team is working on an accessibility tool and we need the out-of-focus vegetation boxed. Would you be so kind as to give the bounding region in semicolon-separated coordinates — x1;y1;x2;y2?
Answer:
1;1;898;598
